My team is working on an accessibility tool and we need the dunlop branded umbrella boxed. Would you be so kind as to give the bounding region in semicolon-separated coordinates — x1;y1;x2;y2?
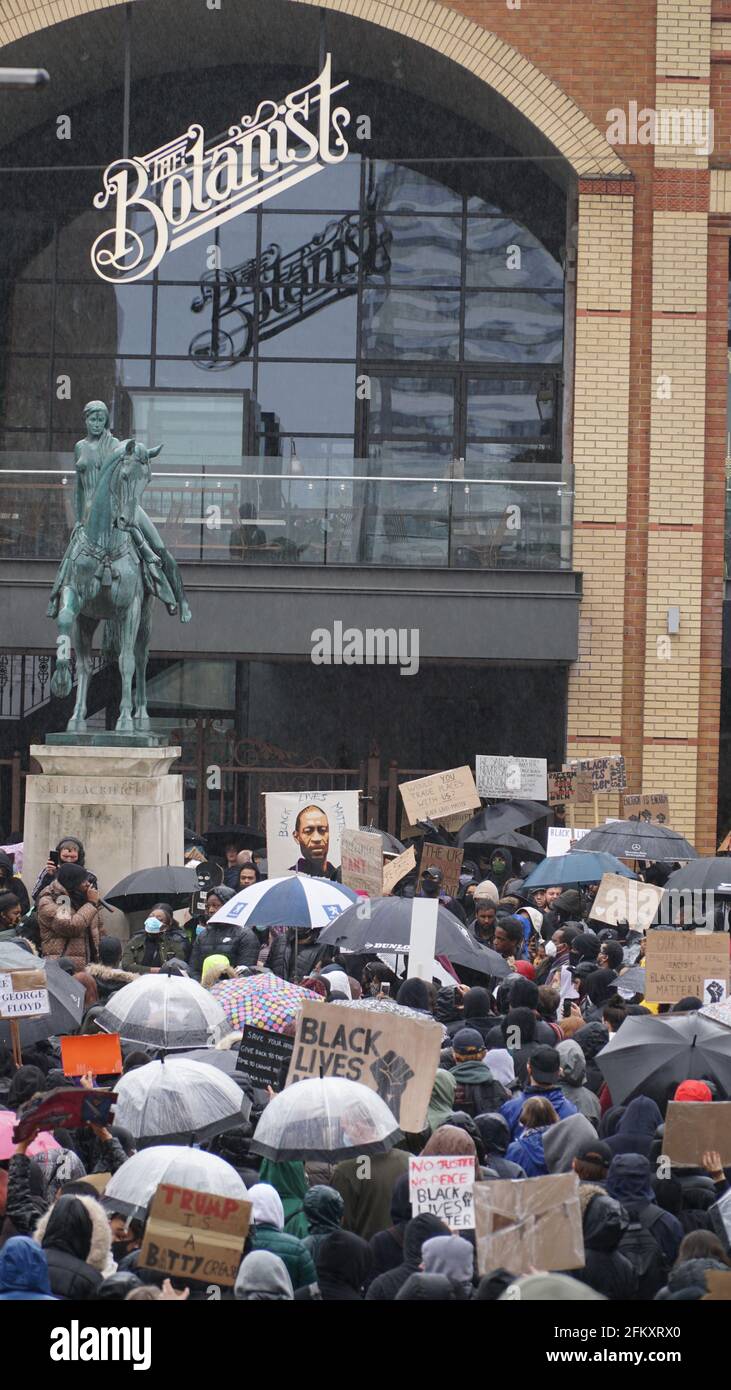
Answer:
94;974;229;1049
251;1077;402;1161
574;821;697;862
209;972;321;1033
317;896;510;978
113;1057;250;1145
104;1145;247;1220
596;1011;731;1107
208;875;357;931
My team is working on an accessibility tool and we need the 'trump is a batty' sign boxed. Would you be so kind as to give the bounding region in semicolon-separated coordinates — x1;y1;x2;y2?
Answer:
91;57;351;284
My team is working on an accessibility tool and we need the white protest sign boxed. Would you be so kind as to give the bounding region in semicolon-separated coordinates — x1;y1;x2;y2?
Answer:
0;988;50;1019
409;1154;475;1229
0;973;11;993
475;755;547;801
546;826;590;856
407;898;439;980
590;873;663;931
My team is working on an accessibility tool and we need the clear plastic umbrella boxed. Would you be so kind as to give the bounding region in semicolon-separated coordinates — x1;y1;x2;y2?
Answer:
113;1057;251;1145
94;974;229;1049
104;1144;247;1219
251;1077;402;1161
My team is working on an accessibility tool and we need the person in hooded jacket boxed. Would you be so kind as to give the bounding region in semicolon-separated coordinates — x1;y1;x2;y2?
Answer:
474;1113;527;1179
449;1029;510;1116
556;1038;602;1126
365;1214;449;1301
267;926;335;983
0;1235;57;1300
367;1173;411;1283
505;1097;559;1176
581;968;619;1021
605;1096;663;1160
189;888;259;978
543;1112;600;1174
299;1230;372;1301
655;1231;731;1300
422;1234;474;1299
234;1250;294;1301
396;1272;460;1301
37;863;103;968
571;1186;636;1300
34;1194;111;1299
0;850;30;916
32;837;97;905
248;1184;316;1291
258;1159;309;1238
607;1154;683;1273
573;1021;610;1095
446;987;494;1046
301;1185;344;1264
501;1047;578;1138
87;937;136;1002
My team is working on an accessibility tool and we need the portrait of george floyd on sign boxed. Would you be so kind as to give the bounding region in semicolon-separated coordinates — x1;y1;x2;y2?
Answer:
287;998;442;1132
264;790;360;879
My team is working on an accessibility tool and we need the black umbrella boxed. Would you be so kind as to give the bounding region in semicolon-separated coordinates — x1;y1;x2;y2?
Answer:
317;896;510;978
203;824;266;851
664;859;731;895
463;829;545;859
105;864;201;913
615;965;646;997
575;820;697;863
456;802;545;847
359;826;405;855
0;962;85;1047
597;1011;731;1107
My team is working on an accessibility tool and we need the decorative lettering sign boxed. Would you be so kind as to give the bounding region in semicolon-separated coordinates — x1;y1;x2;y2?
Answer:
91;57;351;284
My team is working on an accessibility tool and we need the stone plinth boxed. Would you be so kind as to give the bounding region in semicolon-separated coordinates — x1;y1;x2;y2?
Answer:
25;745;184;940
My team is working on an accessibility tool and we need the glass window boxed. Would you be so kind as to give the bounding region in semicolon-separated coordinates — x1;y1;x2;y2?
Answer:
0;205;55;280
154;358;253;389
256;362;356;433
368;162;462;213
0;284;52;354
157;284;247;359
464;292;563;364
51;359;152;432
54;284;153;357
160;214;258;284
466;219;563;289
368;215;462;287
126;390;245;460
369;375;455;437
258;292;358;359
464;441;561;482
466;376;554;438
362;288;460;360
265;155;362;211
0;359;51;428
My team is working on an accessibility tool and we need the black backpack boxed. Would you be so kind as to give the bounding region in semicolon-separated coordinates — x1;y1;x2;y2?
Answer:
618;1205;670;1300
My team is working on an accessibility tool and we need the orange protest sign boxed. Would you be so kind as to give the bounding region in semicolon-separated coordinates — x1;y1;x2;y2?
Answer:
61;1033;123;1077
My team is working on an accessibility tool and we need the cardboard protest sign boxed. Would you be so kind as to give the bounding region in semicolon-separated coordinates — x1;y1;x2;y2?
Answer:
0;987;49;1020
546;826;590;856
236;1025;294;1088
570;755;627;793
664;1101;731;1166
416;842;464;897
382;844;416;894
287;998;442;1132
475;756;547;801
407;898;439;982
139;1182;251;1288
400;807;472;839
589;873;664;932
340;829;384;897
645;931;730;1003
474;1172;584;1276
548;770;575;806
409;1154;475;1229
574;768;594;805
83;1172;112;1194
61;1033;123;1078
703;1271;731;1300
264;790;360;879
621;792;670;825
399;766;480;826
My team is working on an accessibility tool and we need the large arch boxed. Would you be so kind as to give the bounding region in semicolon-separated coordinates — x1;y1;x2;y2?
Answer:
0;0;629;178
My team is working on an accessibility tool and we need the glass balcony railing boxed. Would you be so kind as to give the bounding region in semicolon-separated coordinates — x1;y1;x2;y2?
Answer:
0;454;573;570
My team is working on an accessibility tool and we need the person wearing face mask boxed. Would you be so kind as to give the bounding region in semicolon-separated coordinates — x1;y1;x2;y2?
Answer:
189;887;260;979
121;903;190;974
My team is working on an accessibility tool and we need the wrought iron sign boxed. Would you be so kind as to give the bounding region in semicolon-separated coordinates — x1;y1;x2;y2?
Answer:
188;211;392;368
90;56;351;284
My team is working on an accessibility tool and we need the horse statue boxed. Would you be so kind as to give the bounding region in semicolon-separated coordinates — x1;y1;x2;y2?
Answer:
50;432;189;734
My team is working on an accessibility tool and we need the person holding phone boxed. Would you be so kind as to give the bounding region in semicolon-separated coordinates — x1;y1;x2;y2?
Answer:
31;836;98;904
37;862;104;967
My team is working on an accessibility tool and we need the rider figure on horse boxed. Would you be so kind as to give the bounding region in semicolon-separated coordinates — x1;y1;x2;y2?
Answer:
48;400;192;624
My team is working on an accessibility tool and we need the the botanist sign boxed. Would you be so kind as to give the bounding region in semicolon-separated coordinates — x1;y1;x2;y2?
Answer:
91;56;351;284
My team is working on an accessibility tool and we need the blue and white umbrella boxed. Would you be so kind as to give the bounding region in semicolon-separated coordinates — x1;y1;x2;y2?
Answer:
208;874;357;931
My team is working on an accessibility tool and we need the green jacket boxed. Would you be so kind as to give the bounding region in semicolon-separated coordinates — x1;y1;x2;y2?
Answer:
250;1225;316;1291
121;928;190;974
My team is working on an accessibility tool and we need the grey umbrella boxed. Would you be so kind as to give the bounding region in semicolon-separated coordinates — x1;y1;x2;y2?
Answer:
0;962;85;1047
574;820;697;862
463;829;545;859
597;1011;731;1107
664;858;731;894
318;895;510;978
456;800;549;847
